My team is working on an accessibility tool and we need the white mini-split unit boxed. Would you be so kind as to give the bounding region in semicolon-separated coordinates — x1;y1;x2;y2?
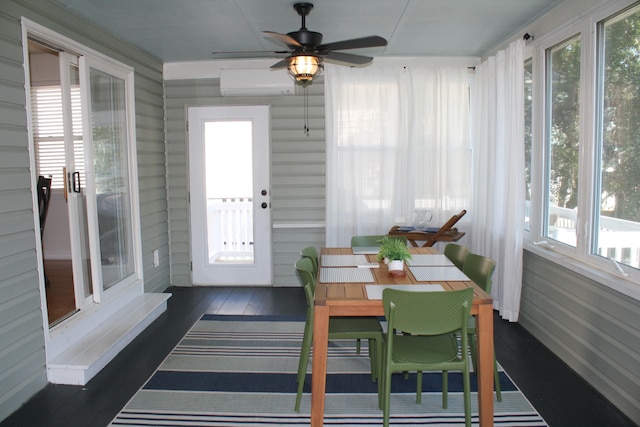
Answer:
219;68;297;97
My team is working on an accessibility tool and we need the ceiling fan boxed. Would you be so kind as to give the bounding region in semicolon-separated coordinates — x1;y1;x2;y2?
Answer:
212;2;387;84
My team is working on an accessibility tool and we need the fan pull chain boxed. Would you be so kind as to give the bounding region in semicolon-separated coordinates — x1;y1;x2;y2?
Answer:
303;84;310;137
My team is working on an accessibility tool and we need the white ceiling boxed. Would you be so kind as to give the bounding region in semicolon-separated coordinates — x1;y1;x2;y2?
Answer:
54;0;562;63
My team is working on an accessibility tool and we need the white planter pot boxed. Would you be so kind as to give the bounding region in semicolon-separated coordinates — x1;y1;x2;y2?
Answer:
388;259;404;272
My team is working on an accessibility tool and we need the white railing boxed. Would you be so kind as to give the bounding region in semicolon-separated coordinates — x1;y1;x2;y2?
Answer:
207;198;253;262
526;202;640;268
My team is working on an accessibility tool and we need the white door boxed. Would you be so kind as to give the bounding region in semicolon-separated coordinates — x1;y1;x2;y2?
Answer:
28;34;142;322
188;105;272;285
79;55;142;300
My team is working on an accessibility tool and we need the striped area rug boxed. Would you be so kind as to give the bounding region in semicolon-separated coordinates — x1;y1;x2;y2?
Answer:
110;315;547;426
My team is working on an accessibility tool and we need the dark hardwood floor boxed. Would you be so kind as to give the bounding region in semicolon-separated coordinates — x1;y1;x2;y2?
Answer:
1;286;636;427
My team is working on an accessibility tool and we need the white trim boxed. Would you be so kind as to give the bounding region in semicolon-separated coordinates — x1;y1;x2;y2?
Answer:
522;0;640;300
272;222;325;229
163;56;480;81
525;242;640;302
22;18;134;73
21;18;147;379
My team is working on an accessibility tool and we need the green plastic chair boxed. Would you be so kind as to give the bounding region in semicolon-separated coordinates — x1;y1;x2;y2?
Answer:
300;245;367;354
381;288;474;427
463;252;502;401
350;235;407;247
444;243;469;270
300;246;319;277
294;257;383;412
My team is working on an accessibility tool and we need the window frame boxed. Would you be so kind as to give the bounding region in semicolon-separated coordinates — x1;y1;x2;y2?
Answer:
524;0;640;299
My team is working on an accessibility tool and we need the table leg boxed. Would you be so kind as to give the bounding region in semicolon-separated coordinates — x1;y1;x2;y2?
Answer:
311;304;330;427
476;303;494;427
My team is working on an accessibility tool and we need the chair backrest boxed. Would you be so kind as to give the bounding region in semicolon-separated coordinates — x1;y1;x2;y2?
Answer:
300;246;319;277
423;209;466;247
295;257;316;311
383;287;474;336
37;175;52;234
351;235;407;247
444;243;469;270
462;253;496;293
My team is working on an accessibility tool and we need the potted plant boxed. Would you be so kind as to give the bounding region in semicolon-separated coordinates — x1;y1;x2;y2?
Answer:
376;237;412;277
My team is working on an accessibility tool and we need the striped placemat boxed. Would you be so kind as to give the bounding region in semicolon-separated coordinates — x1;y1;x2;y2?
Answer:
320;267;375;283
409;266;469;281
407;254;454;266
321;254;369;267
352;246;380;255
365;284;444;299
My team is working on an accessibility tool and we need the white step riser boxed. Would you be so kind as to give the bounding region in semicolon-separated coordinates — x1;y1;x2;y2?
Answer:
47;293;170;385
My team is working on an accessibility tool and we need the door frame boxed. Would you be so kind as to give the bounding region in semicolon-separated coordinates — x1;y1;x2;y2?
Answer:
23;19;145;362
188;105;273;285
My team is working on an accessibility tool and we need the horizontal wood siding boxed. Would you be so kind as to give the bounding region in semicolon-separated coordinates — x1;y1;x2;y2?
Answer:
0;6;48;421
164;78;326;286
520;251;640;422
0;0;168;421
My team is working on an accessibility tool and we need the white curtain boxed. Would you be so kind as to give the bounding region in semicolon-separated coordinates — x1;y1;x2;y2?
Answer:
325;65;470;246
470;39;525;322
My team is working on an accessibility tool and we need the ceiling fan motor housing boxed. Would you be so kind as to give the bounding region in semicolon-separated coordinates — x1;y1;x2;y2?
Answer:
288;30;323;48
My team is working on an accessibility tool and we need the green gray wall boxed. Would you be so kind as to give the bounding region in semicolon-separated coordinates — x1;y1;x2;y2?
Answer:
521;251;640;422
0;0;168;420
164;78;326;287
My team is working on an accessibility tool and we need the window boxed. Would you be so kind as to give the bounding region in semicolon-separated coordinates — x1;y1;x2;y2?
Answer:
544;35;581;248
595;5;640;269
31;85;83;189
527;1;640;284
325;66;470;244
524;58;533;232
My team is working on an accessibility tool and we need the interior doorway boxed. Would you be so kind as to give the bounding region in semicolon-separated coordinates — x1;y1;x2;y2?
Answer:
29;40;87;325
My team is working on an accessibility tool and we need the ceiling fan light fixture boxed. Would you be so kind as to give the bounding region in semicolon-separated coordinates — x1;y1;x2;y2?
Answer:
287;55;322;84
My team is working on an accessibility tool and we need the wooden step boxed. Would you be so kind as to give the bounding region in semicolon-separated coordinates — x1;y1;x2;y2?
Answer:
47;293;170;385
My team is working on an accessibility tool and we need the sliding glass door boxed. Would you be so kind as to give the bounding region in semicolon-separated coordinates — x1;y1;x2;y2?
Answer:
28;32;142;321
80;56;141;300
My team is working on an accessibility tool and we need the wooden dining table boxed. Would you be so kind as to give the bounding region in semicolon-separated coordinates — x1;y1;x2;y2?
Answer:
311;246;495;426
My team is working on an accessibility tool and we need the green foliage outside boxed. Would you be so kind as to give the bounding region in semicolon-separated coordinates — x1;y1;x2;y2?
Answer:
544;8;640;223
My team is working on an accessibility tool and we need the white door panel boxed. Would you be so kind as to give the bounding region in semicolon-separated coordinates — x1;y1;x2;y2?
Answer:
189;105;272;285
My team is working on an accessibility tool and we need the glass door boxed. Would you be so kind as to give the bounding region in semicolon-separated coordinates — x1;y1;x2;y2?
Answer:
60;52;94;308
28;40;93;324
79;56;141;301
188;105;272;285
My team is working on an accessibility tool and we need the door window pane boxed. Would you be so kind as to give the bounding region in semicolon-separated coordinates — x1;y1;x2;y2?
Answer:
90;68;134;289
204;121;254;264
596;6;640;269
545;36;581;247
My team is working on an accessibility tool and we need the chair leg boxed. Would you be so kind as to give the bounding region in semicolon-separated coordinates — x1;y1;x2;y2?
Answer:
367;338;377;381
462;368;471;427
295;319;313;412
356;338;361;354
494;354;502;402
416;371;422;403
382;366;392;427
442;370;448;409
468;332;478;372
375;337;383;408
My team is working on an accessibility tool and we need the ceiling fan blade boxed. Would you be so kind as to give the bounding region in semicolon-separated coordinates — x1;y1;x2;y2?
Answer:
211;50;290;58
317;35;387;52
263;31;302;48
269;58;290;70
324;51;373;65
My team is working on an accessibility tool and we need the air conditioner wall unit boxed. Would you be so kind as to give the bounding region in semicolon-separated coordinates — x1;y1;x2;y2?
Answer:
219;68;296;97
